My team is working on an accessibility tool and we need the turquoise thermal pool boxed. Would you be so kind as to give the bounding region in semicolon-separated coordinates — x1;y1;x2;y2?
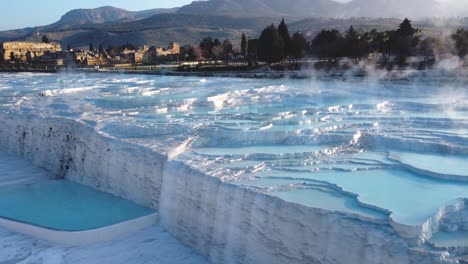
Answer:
0;150;153;231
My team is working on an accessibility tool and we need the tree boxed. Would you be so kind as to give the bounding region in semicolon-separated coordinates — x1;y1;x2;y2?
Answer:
222;39;233;59
247;39;259;60
66;44;71;51
241;33;248;57
98;44;104;53
258;24;285;64
208;39;224;61
452;28;468;58
200;37;214;59
311;29;344;58
213;38;222;47
419;37;441;58
89;43;95;52
42;35;50;44
187;46;203;61
277;18;291;56
376;31;393;62
397;18;418;37
290;32;307;58
343;26;363;60
361;29;379;57
211;45;224;61
391;18;421;64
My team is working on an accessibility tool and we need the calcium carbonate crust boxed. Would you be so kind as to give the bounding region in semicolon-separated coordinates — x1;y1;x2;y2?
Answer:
0;112;455;264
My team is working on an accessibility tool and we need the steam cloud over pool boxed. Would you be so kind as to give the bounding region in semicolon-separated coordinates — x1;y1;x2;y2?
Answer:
1;72;468;263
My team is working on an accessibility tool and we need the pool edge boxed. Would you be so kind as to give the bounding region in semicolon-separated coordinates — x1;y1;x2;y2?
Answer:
0;212;159;246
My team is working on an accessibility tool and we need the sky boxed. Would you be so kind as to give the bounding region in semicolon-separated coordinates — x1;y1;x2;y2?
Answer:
0;0;193;30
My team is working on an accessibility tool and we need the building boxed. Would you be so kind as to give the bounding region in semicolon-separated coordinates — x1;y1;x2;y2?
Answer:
155;42;180;57
144;43;181;63
74;51;109;66
121;46;148;64
1;42;62;62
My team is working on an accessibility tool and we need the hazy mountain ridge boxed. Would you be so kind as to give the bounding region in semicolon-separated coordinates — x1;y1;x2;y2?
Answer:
104;14;276;32
48;6;179;30
344;0;439;19
178;0;467;18
177;0;342;17
1;14;271;49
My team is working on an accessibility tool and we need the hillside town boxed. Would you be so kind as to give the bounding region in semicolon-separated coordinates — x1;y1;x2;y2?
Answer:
0;40;182;70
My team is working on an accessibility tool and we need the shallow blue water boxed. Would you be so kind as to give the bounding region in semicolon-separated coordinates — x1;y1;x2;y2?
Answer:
0;150;154;231
0;181;153;231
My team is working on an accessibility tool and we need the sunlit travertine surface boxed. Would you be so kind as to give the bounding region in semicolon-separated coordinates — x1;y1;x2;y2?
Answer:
1;72;467;263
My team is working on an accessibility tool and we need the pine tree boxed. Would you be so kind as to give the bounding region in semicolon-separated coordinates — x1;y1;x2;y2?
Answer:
213;39;222;47
290;32;307;58
311;29;344;58
89;43;95;52
392;18;421;64
277;18;291;56
241;33;248;57
200;37;214;59
258;24;285;64
397;18;417;36
452;28;468;58
247;39;259;58
344;26;363;60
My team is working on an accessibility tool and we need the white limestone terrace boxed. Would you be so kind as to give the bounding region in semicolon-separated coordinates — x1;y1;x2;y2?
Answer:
0;148;210;263
1;72;468;263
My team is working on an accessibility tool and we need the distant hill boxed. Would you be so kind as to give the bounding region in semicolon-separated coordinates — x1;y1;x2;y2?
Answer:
177;0;342;17
0;6;182;48
0;13;276;49
104;14;275;32
177;0;467;19
344;0;439;19
46;6;179;30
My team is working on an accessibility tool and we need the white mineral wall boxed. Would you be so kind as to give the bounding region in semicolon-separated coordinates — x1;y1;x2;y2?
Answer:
160;161;446;264
0;112;446;264
0;113;163;208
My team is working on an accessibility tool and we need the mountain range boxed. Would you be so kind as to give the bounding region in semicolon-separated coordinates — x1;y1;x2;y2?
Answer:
0;0;466;50
44;6;180;31
177;0;465;19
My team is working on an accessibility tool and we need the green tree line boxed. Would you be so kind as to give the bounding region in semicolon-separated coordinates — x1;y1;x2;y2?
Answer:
240;18;468;65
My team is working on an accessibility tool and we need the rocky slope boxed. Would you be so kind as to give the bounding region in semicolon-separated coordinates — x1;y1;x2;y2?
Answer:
48;6;179;30
178;0;466;18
